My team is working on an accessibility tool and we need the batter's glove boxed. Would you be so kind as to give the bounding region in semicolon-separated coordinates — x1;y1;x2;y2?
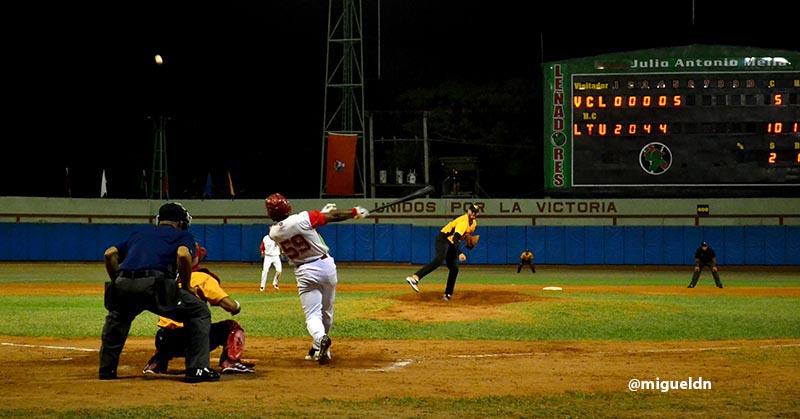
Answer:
464;234;480;250
352;206;369;219
321;203;337;214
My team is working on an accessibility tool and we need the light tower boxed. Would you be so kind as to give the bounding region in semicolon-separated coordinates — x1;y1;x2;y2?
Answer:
150;115;169;200
319;0;367;197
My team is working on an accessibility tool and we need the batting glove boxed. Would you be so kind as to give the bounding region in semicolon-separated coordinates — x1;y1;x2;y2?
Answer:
352;206;369;219
321;203;337;213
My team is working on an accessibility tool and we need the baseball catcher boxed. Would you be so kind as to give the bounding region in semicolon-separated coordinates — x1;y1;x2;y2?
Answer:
143;243;255;375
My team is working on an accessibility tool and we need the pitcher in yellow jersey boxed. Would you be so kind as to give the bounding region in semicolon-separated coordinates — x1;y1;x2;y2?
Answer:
405;204;480;301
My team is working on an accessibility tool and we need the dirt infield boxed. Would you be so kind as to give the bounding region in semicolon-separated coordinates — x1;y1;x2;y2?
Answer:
2;282;799;417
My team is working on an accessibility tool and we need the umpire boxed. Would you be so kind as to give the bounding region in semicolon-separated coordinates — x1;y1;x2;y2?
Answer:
687;241;723;289
99;202;219;383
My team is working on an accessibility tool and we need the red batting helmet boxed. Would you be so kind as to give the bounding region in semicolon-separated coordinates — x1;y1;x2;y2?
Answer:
265;193;292;221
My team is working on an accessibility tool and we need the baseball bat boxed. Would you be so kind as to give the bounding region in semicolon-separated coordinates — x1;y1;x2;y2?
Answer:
370;185;435;214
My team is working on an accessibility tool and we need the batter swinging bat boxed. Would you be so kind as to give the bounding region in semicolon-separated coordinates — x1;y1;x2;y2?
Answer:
370;185;435;214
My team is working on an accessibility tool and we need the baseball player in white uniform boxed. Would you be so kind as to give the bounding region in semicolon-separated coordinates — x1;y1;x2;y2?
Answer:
259;231;282;291
264;193;368;365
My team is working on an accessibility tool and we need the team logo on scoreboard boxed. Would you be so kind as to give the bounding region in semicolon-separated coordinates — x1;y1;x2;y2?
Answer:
639;142;672;175
551;131;567;147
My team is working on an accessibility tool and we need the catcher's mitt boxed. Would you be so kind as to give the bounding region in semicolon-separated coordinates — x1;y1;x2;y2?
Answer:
464;234;480;250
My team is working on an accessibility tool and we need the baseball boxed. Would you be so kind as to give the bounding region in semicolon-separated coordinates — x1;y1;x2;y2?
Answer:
154;54;164;65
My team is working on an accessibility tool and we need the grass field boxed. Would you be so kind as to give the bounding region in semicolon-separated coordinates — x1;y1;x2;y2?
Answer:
0;262;798;418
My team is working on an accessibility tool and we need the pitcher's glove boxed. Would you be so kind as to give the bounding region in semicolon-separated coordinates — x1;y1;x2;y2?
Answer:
464;234;480;250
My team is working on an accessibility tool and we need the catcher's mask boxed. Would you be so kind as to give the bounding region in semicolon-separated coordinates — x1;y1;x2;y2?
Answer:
157;202;192;230
265;193;292;222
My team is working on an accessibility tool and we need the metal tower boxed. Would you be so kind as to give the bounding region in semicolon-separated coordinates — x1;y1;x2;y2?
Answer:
319;0;367;197
150;115;169;200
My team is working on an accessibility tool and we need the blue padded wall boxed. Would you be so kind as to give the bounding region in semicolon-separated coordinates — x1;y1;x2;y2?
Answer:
643;226;663;265
584;226;604;265
604;227;624;264
1;223;798;266
392;224;412;262
624;226;645;265
506;226;526;264
355;224;374;262
744;226;767;265
723;226;745;266
545;226;566;264
662;227;684;265
335;224;356;262
764;226;786;265
374;224;394;262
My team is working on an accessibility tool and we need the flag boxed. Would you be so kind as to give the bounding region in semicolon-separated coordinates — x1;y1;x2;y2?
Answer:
325;132;358;195
162;173;169;200
65;167;72;197
100;170;108;198
139;169;148;198
204;172;213;198
227;171;235;198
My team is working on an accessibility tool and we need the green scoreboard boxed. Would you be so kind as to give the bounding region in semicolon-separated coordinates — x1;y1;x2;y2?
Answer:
543;45;800;197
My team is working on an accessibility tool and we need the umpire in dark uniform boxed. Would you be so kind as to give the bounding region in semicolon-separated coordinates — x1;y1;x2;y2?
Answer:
687;241;723;289
99;202;219;383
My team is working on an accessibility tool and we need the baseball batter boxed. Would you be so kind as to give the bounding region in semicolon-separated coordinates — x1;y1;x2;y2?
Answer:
259;230;282;291
265;193;368;365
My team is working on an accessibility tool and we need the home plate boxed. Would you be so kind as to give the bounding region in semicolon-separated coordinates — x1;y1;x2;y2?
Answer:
542;286;563;291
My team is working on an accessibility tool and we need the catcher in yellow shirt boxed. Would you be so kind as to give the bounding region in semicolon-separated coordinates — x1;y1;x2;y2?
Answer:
405;204;480;301
143;243;255;375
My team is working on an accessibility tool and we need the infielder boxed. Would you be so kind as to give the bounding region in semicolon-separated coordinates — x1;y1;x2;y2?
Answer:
518;248;535;273
259;230;282;291
265;193;368;365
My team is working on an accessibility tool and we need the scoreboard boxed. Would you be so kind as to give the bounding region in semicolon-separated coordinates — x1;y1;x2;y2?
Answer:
543;45;800;197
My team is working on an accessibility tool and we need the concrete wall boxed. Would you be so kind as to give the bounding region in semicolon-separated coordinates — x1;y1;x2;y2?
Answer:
1;197;798;226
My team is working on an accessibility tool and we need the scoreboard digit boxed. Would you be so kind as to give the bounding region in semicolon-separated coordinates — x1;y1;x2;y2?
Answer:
543;45;800;197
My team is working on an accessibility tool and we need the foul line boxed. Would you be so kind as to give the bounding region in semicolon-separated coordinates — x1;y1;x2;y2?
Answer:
359;360;415;372
2;342;97;352
448;343;800;359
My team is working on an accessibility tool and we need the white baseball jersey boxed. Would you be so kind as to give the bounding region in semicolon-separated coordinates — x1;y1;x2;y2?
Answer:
269;209;337;352
260;234;281;257
269;210;330;266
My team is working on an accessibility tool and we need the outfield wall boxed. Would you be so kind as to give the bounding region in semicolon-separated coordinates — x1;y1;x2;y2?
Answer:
1;198;797;265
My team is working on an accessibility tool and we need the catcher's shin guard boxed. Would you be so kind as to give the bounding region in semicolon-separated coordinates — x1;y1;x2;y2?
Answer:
225;322;246;362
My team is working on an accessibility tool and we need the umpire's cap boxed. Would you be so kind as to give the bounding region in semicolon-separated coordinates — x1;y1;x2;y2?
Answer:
701;241;709;247
465;203;480;214
158;202;192;230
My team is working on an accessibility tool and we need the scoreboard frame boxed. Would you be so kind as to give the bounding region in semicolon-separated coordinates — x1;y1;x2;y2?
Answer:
543;45;800;197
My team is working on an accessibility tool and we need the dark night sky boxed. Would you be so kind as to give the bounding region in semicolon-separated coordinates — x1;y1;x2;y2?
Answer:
3;1;798;199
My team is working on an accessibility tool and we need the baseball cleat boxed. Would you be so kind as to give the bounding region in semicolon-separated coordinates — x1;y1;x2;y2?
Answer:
305;348;331;361
143;355;167;374
185;367;220;383
441;294;451;301
316;335;332;365
405;276;419;292
221;360;255;374
273;281;279;290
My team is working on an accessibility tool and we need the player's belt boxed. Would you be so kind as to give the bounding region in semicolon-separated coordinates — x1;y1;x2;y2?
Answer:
296;254;328;267
117;270;168;279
